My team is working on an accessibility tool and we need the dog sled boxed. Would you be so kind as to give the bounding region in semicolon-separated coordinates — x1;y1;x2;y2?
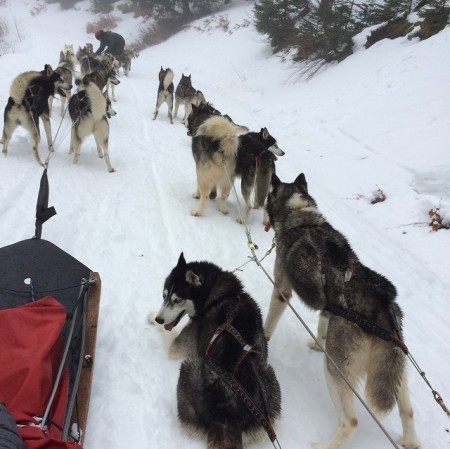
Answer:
0;168;101;449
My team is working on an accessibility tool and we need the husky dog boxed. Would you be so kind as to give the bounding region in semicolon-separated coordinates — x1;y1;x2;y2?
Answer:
117;48;139;76
1;65;72;166
76;44;94;64
149;253;281;449
49;48;77;117
235;128;285;225
174;74;206;124
79;52;120;102
186;102;222;137
264;172;420;449
191;115;249;216
153;67;174;124
68;75;115;172
82;66;120;93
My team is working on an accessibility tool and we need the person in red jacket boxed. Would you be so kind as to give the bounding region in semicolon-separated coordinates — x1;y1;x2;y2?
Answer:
94;30;125;57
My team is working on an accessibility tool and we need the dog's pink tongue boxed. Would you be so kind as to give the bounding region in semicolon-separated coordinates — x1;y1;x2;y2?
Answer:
164;322;175;331
264;222;271;232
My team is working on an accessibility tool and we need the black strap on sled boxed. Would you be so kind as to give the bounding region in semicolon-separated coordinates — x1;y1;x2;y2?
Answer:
34;168;57;239
204;296;279;445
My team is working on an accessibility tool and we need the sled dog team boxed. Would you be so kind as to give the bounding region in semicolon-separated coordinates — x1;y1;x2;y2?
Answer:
1;47;421;449
1;43;137;172
150;67;420;449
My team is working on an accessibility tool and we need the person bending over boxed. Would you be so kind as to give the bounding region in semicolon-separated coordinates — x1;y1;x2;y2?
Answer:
94;30;125;57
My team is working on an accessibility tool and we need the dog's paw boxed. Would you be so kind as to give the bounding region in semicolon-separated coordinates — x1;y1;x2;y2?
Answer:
191;209;202;217
192;192;200;199
147;312;158;325
307;339;324;352
397;436;420;449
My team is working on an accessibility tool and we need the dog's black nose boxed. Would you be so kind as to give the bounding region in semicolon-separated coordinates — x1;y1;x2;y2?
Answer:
155;316;164;325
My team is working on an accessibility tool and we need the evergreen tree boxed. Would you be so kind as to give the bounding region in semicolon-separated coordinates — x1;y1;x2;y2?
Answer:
254;0;311;53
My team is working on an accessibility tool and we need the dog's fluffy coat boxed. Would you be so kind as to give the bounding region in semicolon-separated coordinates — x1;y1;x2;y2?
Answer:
1;64;72;166
191;114;248;216
149;253;281;449
68;75;115;172
264;172;420;449
153;67;174;124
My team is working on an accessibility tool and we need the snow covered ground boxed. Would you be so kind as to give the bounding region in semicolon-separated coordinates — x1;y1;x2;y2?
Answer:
0;1;449;448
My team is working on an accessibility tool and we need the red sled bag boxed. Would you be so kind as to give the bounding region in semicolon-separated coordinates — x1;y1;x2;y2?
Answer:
0;296;82;449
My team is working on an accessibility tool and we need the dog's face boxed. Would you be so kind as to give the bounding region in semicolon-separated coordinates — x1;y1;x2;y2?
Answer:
155;253;198;331
45;65;72;96
64;43;74;55
267;173;317;228
260;127;285;158
179;73;192;87
107;68;120;86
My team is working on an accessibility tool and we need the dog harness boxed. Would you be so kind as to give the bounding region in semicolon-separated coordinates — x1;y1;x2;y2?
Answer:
304;228;409;353
204;296;278;444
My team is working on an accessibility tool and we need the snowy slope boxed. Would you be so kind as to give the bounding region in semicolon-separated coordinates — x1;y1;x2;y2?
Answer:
0;1;449;448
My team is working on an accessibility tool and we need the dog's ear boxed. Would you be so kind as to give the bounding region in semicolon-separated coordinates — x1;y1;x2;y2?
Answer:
294;173;308;192
60;50;64;59
271;172;281;190
185;270;202;287
176;252;186;270
261;127;269;140
44;64;54;76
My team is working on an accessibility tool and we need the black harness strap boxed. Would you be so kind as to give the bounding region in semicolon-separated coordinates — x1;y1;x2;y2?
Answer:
204;295;278;443
324;302;409;354
204;358;277;442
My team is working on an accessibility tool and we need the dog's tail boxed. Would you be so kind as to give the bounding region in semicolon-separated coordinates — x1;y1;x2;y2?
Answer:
196;115;240;161
163;69;174;90
254;151;276;208
365;328;406;413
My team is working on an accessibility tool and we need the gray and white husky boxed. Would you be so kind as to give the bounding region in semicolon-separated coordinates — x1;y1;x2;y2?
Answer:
174;73;206;124
153;67;174;124
68;75;116;172
264;172;420;449
49;47;77;117
1;65;72;166
148;253;281;449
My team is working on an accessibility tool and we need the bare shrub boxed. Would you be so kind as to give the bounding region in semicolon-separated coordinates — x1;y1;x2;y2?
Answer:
86;15;122;34
428;207;450;232
135;18;185;50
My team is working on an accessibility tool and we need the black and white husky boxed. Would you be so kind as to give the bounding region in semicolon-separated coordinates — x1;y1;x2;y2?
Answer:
264;172;420;449
235;127;285;224
49;47;77;117
68;75;116;172
1;64;72;166
149;253;281;449
152;67;174;124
